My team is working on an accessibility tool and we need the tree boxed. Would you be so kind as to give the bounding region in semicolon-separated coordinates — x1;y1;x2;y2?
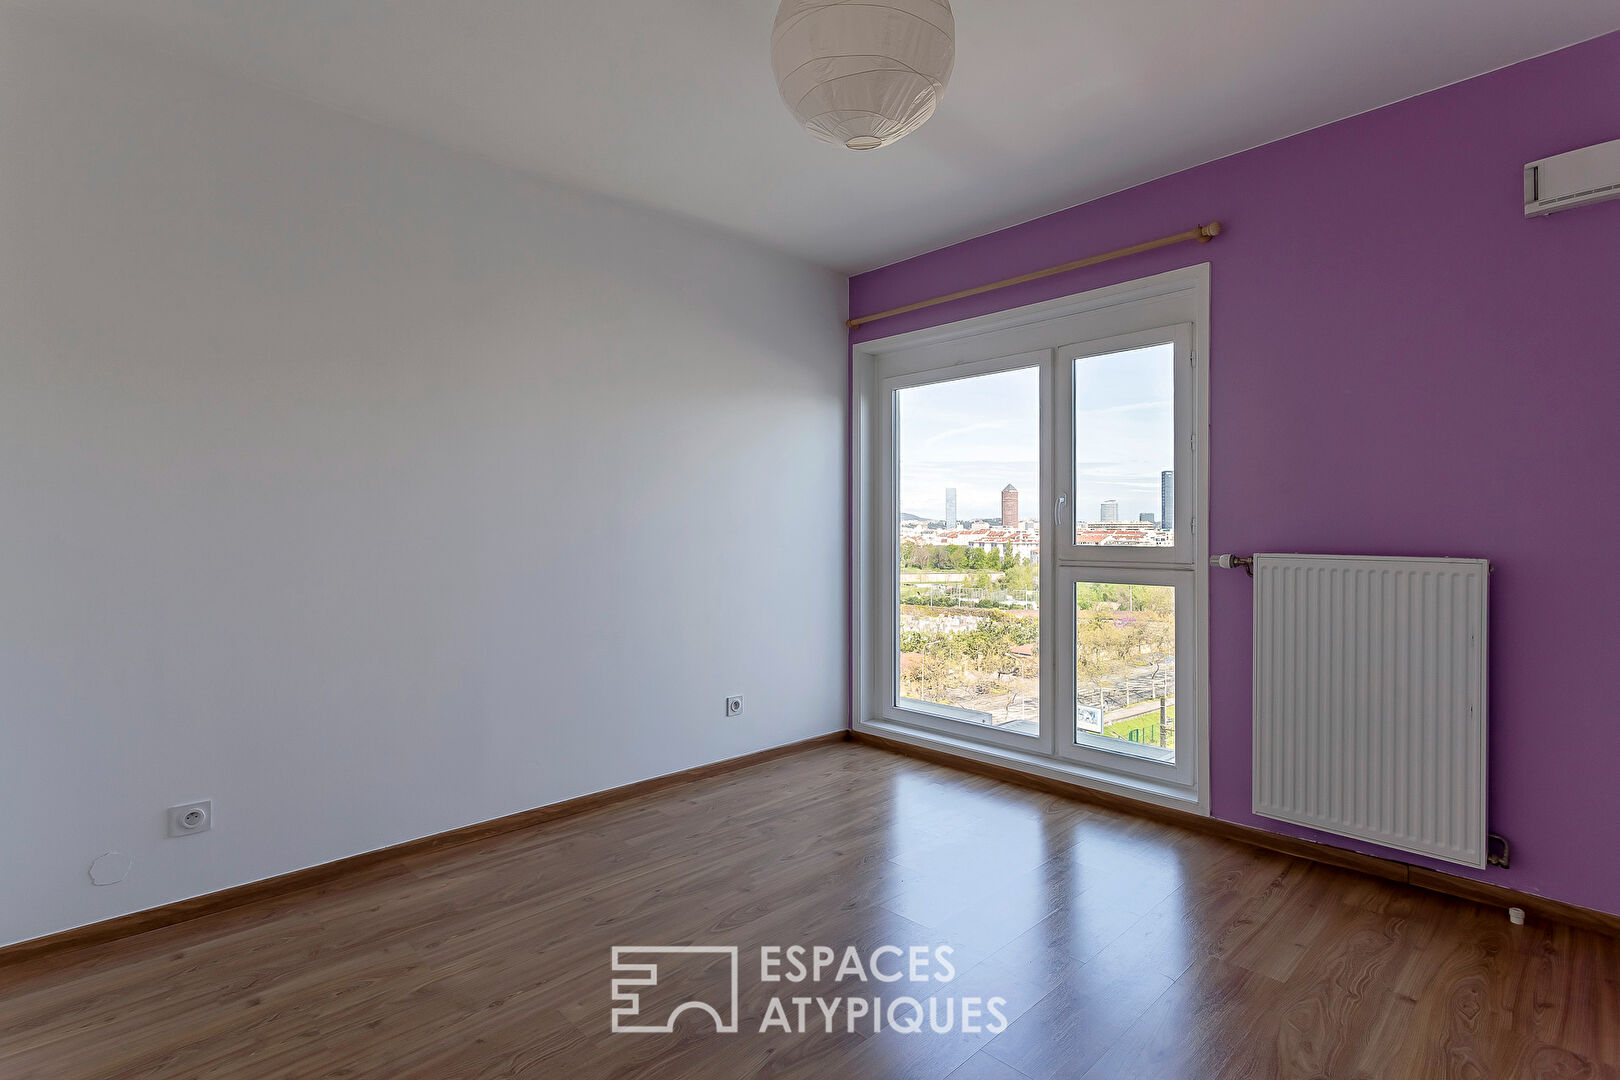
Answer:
1003;558;1035;593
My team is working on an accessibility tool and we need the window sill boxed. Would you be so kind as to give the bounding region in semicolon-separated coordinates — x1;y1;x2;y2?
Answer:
856;716;1208;815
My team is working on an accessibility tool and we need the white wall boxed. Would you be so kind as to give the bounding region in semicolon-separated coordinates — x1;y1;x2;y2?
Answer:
0;14;848;947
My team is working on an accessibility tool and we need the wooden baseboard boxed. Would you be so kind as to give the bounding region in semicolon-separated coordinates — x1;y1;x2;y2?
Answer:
11;728;1612;970
851;730;1620;938
0;731;849;969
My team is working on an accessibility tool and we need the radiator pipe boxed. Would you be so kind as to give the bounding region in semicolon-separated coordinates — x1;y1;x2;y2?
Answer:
1211;554;1254;577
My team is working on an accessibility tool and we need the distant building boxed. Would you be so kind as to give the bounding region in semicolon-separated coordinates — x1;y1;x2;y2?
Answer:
945;488;957;528
1099;499;1120;523
1001;485;1018;527
1139;513;1156;523
1160;471;1174;531
1075;521;1164;546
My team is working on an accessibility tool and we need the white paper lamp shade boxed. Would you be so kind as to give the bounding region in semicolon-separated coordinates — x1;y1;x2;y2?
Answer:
771;0;954;150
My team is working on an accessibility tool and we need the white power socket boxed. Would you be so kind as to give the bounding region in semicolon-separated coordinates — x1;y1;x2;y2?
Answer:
725;695;744;717
167;800;212;837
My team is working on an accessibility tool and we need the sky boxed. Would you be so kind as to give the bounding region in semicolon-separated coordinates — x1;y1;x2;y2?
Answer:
896;345;1173;523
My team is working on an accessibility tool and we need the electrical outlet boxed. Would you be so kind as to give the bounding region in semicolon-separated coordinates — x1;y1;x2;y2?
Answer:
167;800;212;838
725;695;744;717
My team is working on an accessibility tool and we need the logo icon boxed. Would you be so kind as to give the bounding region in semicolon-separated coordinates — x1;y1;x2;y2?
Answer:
610;946;740;1034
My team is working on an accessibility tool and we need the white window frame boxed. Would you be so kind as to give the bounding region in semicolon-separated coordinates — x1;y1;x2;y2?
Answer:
1055;324;1193;566
876;350;1052;754
1056;564;1197;791
851;264;1211;813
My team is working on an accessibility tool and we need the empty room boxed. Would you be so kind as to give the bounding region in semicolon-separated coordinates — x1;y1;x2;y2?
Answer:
3;2;1618;1077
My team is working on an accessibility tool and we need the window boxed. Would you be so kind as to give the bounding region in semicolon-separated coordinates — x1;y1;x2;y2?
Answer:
859;268;1208;810
1069;344;1175;548
1072;580;1175;755
893;363;1041;736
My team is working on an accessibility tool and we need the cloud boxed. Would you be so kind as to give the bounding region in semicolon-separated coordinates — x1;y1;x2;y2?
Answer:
923;421;1008;448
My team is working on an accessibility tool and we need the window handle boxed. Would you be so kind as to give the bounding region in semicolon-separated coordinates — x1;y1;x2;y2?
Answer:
1054;494;1067;526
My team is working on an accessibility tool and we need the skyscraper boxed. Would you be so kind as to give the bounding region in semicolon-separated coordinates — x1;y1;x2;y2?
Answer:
1161;470;1174;532
945;488;957;528
1139;513;1156;523
1001;485;1018;527
1099;499;1120;523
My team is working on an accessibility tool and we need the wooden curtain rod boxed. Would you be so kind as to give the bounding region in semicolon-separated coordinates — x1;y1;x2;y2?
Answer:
846;221;1223;330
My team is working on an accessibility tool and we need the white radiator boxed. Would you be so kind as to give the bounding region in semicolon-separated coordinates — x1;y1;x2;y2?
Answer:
1251;554;1489;867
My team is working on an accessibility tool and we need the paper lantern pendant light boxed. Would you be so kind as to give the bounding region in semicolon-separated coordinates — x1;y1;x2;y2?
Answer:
771;0;955;151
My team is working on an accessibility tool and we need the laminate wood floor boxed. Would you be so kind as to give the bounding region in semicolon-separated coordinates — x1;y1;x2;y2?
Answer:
2;742;1616;1079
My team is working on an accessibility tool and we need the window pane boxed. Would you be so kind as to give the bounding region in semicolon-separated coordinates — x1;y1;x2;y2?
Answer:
1073;344;1174;547
895;367;1040;736
1074;581;1174;762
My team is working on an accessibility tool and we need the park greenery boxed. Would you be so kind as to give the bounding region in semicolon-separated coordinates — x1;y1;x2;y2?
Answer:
899;540;1031;575
1075;583;1173;683
899;574;1175;750
1104;707;1175;746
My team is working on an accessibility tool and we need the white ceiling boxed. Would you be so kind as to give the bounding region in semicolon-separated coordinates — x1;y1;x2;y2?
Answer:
17;1;1620;272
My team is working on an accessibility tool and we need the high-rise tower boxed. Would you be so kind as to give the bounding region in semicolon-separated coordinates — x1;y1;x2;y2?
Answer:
945;488;957;527
1000;485;1018;527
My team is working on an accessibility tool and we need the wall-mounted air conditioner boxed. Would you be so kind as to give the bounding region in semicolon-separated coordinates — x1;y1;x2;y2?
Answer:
1524;138;1620;217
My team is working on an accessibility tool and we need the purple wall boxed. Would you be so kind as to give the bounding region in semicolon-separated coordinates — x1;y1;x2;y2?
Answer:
851;31;1620;916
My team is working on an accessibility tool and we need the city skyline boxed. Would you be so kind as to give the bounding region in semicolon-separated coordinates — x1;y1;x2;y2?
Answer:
897;347;1173;522
897;366;1040;521
905;471;1173;528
